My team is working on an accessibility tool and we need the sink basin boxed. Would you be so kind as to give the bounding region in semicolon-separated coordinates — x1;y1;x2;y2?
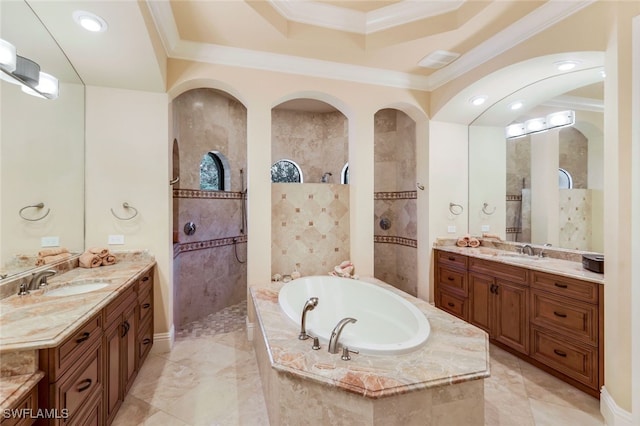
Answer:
498;253;539;261
45;282;110;297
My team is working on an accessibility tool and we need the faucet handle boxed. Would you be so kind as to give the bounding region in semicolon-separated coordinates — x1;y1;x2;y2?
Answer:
341;346;359;361
18;282;29;296
311;336;321;350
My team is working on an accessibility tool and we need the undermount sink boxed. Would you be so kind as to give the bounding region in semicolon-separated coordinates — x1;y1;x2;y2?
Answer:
45;282;110;297
498;253;539;261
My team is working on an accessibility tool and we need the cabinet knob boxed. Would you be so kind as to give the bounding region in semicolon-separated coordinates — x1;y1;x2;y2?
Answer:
553;311;567;318
142;303;151;309
76;378;92;392
553;349;567;357
447;302;455;307
142;338;151;345
448;256;455;261
75;332;90;344
554;282;568;289
142;276;149;282
447;276;454;281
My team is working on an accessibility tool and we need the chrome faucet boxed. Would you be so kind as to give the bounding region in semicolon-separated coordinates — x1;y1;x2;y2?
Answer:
521;244;534;256
19;269;57;294
321;172;332;183
539;243;552;258
299;297;319;340
328;317;357;354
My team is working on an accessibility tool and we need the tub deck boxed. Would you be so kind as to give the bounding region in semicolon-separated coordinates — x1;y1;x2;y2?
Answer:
250;277;490;425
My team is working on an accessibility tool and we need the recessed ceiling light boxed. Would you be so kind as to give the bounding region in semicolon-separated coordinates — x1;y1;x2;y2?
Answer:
73;11;108;33
554;60;580;72
509;101;524;111
469;95;487;106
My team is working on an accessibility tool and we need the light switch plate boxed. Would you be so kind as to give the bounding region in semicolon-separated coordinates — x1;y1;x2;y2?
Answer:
41;236;59;247
481;225;490;232
447;225;456;233
108;234;125;245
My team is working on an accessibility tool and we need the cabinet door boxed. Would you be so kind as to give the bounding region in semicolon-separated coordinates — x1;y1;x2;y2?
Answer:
104;321;122;425
122;302;138;395
469;272;493;335
494;279;529;355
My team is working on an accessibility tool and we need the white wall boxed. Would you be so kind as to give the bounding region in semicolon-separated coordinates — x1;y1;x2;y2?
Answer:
530;130;560;246
85;86;172;343
631;14;639;426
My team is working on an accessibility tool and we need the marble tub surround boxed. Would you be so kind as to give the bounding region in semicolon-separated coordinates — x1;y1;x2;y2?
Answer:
0;251;155;352
434;238;604;284
250;277;489;425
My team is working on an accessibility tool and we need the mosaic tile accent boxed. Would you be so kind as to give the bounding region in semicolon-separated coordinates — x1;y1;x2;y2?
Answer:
374;190;417;200
173;235;247;258
559;189;593;251
505;227;521;234
176;301;247;338
173;188;245;199
506;194;522;201
373;235;417;248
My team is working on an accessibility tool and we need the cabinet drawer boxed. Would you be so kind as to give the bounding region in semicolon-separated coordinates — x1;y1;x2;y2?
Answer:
530;327;598;389
42;313;102;381
137;318;153;365
530;291;597;345
105;286;136;327
68;388;102;426
532;271;598;304
0;385;37;426
469;258;528;286
52;341;102;422
436;250;468;270
436;290;468;321
138;288;153;325
138;271;152;297
437;266;467;296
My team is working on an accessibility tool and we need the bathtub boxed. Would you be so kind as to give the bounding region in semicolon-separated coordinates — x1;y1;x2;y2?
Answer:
278;275;430;355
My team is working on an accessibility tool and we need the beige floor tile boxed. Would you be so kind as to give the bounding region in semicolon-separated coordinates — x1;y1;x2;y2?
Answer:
529;398;604;426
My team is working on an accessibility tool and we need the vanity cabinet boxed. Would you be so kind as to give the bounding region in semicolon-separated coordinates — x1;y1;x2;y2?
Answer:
434;249;602;398
36;267;154;425
1;384;38;426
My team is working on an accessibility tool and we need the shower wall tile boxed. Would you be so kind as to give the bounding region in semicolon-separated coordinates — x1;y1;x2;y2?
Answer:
271;184;350;277
559;189;592;250
559;127;588;189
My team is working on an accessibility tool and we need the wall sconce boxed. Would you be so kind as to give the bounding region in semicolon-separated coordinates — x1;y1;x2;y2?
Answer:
505;110;575;140
0;38;59;100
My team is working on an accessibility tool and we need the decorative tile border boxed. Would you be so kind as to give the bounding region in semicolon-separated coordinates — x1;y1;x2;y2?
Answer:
374;191;417;200
174;235;248;258
374;235;417;248
173;189;245;199
505;227;521;234
506;194;522;201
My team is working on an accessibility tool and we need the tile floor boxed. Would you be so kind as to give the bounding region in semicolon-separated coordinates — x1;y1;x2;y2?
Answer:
112;301;604;426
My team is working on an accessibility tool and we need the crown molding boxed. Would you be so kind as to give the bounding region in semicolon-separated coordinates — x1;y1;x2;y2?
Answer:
146;0;596;92
542;95;604;113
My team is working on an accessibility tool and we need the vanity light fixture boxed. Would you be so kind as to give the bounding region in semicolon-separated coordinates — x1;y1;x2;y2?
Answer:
505;110;575;140
469;95;487;106
554;60;580;72
0;38;59;100
73;11;108;33
0;39;17;73
22;72;59;100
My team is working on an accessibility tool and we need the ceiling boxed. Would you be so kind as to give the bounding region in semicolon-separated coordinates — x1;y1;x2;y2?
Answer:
9;1;604;121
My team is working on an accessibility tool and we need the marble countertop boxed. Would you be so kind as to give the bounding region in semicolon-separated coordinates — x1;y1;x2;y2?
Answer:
250;277;490;399
0;371;44;412
434;244;604;284
0;254;155;353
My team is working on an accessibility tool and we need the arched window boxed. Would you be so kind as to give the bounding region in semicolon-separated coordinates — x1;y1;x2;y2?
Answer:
341;163;349;184
271;159;303;183
558;168;573;189
200;151;226;190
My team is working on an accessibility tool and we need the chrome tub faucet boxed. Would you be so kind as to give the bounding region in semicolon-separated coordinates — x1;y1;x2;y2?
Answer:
299;297;319;340
328;317;357;354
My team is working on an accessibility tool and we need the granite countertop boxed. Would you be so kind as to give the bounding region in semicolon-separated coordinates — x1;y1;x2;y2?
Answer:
0;254;155;352
434;242;604;285
250;277;490;399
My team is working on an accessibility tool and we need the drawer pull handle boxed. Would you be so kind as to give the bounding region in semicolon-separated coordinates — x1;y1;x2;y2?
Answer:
76;332;90;344
121;321;130;338
553;311;567;318
143;338;151;345
142;303;151;309
553;349;567;357
142;276;149;282
448;257;455;261
554;282;568;289
447;276;454;281
447;302;455;307
77;379;92;392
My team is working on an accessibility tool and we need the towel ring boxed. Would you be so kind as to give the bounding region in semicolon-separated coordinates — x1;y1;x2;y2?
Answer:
110;202;139;221
449;202;464;215
170;176;180;185
416;182;425;191
19;202;50;221
482;202;496;215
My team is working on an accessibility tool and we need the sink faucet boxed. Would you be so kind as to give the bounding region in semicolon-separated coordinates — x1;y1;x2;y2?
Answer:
299;297;319;340
521;244;534;256
539;243;552;258
19;269;57;295
328;317;357;354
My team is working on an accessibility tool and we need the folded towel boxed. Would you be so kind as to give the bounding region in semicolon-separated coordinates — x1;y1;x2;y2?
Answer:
101;254;117;266
456;235;471;247
482;232;502;241
35;252;72;266
468;237;480;248
79;252;102;268
88;247;110;258
37;247;69;257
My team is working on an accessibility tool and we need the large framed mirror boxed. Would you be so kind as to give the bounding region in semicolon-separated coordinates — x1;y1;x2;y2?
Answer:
0;1;85;279
468;56;604;253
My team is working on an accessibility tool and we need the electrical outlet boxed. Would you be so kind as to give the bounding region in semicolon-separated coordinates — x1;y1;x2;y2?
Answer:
41;236;59;247
481;225;490;232
447;225;456;234
108;235;125;245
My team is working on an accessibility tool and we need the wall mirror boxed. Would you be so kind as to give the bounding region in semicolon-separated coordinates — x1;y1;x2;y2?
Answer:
468;63;604;253
1;0;85;279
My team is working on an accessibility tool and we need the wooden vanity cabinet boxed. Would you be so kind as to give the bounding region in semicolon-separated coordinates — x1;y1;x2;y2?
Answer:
1;384;38;426
434;250;468;320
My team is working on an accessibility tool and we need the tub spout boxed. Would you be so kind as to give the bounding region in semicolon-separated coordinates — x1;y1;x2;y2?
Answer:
328;317;357;354
299;297;319;340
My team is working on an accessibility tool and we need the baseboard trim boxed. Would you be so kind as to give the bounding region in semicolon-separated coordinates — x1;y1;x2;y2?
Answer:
601;386;633;426
151;324;175;354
